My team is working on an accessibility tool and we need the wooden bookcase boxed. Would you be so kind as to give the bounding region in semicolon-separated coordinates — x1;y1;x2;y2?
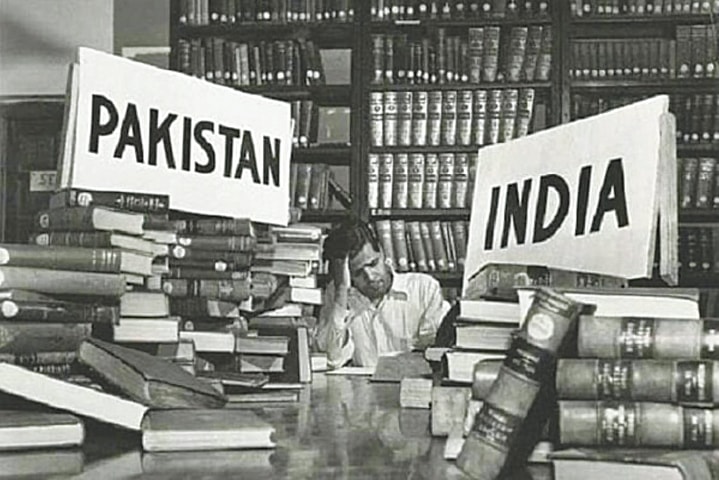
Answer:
562;4;719;287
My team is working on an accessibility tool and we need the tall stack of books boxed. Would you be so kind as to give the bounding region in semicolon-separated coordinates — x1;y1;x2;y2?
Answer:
548;287;719;479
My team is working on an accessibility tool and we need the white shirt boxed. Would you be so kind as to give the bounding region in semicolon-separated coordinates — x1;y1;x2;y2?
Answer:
316;272;451;368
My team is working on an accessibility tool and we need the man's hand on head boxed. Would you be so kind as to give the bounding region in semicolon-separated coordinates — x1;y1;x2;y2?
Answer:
330;255;351;290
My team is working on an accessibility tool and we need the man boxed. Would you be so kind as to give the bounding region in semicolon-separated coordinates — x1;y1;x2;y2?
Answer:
316;219;450;368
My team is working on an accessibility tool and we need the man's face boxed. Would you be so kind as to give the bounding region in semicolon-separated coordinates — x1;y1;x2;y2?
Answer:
349;243;392;301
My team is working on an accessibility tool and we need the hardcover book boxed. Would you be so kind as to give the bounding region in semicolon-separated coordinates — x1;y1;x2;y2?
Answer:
35;206;145;236
79;337;227;408
0;411;84;451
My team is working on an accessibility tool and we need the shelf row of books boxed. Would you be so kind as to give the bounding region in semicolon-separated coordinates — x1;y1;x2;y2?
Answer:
679;225;719;273
570;26;719;81
370;26;552;86
175;37;327;87
571;93;719;145
373;219;468;273
571;0;719;16
679;157;719;210
370;0;551;20
369;88;537;148
368;152;476;209
178;0;355;25
290;101;351;147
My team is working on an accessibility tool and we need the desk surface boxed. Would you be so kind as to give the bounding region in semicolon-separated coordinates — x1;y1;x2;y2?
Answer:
5;374;551;479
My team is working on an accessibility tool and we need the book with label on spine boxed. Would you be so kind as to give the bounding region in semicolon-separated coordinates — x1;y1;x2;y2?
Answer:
419;222;437;271
500;88;519;143
468;27;484;83
486;89;503;144
522;26;542;81
374;220;396;268
430;221;449;271
397;91;413;146
392;153;409;209
482;26;501;82
30;231;157;257
456;90;473;146
437;153;455;209
427;90;443;146
383;91;398;146
175;234;255;252
407;153;425;209
535;25;553;81
294;163;313;210
505;26;529;83
453;153;469;209
390;220;410;272
516;88;536;138
423;153;439;209
378;153;394;209
441;221;457;271
173;218;253;236
162;279;251;302
35;206;144;236
49;189;169;214
441;90;458;146
453;221;468;269
367;153;381;209
411;90;428;146
407;221;428;272
0;298;117;324
472;90;488;145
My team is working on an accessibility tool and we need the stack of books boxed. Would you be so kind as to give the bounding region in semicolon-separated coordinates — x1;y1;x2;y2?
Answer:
549;287;719;479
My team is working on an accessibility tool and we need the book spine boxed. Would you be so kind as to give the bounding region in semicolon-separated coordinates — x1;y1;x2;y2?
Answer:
468;27;484;84
0;267;125;297
521;26;542;81
392;153;410;209
676;25;692;78
577;316;710;359
487;89;503;144
472;90;488;145
515;88;535;138
456;90;473;146
429;221;449;271
427;90;443;146
383;91;399;146
367;153;381;209
0;351;78;366
499;88;519;143
482;26;500;82
423;153;440;209
411;90;429;146
369;91;385;146
391;220;410;272
441;90;458;146
169;246;252;266
175;235;256;252
0;322;91;354
695;158;716;208
374;220;396;268
163;279;252;302
559;400;719;447
0;300;118;325
679;158;699;208
557;359;719;405
407;221;428;272
397;91;413;146
535;25;553;81
177;218;253;236
307;164;327;210
50;190;170;214
437;153;455;209
505;27;528;83
378;153;395;209
0;244;121;273
452;220;468;269
457;289;583;480
167;267;250;280
408;153;426;209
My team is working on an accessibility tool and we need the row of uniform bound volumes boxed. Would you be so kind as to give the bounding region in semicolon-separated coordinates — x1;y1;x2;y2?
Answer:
371;0;551;19
178;0;355;25
370;26;552;86
679;157;719;210
0;187;333;461
369;88;537;147
368;151;477;210
570;26;719;81
572;93;719;145
175;37;326;87
678;225;719;273
571;0;719;16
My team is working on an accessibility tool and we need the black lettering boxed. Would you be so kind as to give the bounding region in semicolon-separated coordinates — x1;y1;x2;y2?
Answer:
218;125;240;178
193;121;215;174
149;108;177;168
575;165;592;236
263;136;281;186
235;130;260;183
590;158;629;233
533;174;569;244
501;179;532;248
182;117;192;171
89;94;119;154
113;103;144;162
484;186;501;250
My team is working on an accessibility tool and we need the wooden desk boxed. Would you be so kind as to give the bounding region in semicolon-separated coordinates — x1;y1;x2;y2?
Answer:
1;374;551;478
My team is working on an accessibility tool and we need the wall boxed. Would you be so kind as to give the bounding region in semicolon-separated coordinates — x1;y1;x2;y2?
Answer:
0;0;114;96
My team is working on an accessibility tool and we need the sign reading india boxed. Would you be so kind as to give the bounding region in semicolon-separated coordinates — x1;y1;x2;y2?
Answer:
463;96;674;295
59;47;292;225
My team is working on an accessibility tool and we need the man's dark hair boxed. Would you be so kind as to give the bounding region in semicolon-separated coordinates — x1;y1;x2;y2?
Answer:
323;218;380;262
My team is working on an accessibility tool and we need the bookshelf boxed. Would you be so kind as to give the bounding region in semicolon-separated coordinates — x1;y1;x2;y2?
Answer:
563;2;719;285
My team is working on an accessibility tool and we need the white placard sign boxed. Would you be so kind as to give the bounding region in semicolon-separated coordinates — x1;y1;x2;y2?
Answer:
60;47;292;225
463;96;675;296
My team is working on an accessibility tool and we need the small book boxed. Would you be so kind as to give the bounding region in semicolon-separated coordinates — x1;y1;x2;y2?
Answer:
0;363;149;430
49;188;169;214
235;335;290;356
0;411;84;451
0;267;126;297
180;331;235;353
120;291;170;318
0;449;84;478
112;316;180;344
141;409;276;452
35;206;145;236
78;337;227;408
31;231;158;257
